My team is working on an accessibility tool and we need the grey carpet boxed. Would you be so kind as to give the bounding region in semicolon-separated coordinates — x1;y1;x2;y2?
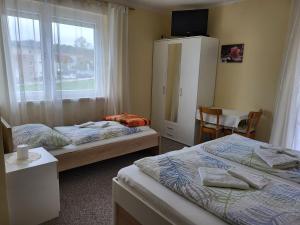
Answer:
43;138;186;225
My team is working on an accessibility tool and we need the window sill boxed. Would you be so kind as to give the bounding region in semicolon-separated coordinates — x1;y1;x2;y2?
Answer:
18;97;106;104
62;97;105;103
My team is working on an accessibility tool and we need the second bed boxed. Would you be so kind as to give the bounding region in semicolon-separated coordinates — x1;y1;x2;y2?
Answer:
113;135;300;225
1;118;160;172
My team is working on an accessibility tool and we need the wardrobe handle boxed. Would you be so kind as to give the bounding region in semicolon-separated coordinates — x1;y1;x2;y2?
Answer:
179;88;183;96
163;86;166;95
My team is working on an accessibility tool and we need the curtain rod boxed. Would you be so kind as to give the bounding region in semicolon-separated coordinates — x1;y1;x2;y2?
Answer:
99;0;136;10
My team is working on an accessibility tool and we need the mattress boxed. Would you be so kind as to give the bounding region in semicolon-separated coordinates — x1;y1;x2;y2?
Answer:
54;121;143;145
117;145;300;225
50;126;157;156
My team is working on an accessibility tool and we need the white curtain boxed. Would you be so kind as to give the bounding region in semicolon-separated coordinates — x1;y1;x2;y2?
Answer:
105;4;130;115
270;0;300;150
0;0;129;126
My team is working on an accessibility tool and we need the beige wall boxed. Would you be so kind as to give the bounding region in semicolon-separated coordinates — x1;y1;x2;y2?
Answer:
128;9;170;118
208;0;291;141
128;1;291;142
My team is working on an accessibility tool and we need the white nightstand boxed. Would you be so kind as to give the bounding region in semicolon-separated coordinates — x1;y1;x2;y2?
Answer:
5;148;60;225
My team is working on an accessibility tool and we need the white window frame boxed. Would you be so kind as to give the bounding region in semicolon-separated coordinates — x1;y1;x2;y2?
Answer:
5;0;105;101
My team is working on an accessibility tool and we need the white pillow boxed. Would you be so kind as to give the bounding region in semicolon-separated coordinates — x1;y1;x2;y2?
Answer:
13;124;71;150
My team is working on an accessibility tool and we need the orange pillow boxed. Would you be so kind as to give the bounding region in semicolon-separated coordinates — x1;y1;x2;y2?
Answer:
120;117;150;127
104;114;124;121
104;113;150;127
104;113;140;121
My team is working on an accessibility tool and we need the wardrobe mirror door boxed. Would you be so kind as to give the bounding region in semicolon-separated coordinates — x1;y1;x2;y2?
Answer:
165;43;182;123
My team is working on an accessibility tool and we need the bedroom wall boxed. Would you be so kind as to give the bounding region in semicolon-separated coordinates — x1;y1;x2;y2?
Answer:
208;0;292;141
128;9;170;118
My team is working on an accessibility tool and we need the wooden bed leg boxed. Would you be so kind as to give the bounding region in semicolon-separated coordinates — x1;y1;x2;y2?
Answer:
112;180;118;225
112;201;117;225
158;135;162;154
115;204;142;225
147;135;160;156
112;178;142;225
1;117;13;154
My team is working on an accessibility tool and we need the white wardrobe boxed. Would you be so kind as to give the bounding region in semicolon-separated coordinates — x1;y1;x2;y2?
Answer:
151;36;219;146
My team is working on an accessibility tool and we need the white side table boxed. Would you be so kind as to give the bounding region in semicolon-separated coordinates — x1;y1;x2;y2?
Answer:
5;148;60;225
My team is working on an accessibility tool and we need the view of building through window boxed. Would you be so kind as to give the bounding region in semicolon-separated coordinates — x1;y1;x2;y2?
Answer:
52;22;96;99
8;15;97;101
8;16;44;100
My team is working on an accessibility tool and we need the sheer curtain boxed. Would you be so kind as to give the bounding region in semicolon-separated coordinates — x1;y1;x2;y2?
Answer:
105;4;130;115
0;0;129;126
270;0;300;150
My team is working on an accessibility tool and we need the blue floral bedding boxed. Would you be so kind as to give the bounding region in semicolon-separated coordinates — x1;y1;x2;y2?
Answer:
54;121;141;145
202;134;300;184
134;147;300;225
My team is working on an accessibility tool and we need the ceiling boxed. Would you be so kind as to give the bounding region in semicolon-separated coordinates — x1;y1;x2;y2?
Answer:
116;0;242;10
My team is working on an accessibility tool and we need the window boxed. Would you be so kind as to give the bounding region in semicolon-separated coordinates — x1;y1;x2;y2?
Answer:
6;5;103;101
8;15;44;101
52;21;98;99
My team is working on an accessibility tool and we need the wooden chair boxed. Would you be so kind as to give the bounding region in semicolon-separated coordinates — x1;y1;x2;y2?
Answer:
199;107;223;143
234;109;263;139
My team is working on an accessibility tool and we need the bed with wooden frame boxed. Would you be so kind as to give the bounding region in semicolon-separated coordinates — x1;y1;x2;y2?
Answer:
112;140;300;225
112;177;173;225
112;166;228;225
0;117;160;172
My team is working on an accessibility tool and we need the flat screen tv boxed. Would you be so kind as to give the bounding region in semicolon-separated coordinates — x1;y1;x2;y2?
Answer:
171;9;208;37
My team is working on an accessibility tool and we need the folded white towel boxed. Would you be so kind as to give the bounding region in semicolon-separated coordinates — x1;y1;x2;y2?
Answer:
75;121;95;128
228;168;269;189
260;145;299;158
255;148;300;169
198;167;250;190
